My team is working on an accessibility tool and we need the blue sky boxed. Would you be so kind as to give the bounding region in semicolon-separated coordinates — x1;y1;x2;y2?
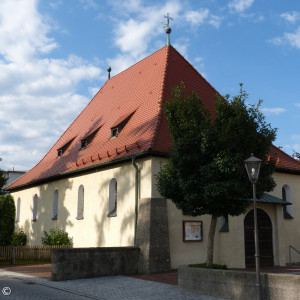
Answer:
1;0;300;171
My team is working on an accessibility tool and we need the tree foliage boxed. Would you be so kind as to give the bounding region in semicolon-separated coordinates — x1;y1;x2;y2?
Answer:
41;228;72;246
0;194;16;246
0;157;7;195
156;83;277;265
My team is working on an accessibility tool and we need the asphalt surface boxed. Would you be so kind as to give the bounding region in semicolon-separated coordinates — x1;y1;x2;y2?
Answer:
0;269;227;300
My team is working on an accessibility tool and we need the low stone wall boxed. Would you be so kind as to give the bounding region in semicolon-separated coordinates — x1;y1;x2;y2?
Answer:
51;247;139;281
179;265;300;300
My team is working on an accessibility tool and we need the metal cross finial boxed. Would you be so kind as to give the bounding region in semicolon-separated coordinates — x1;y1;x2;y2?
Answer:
163;13;173;28
162;13;173;46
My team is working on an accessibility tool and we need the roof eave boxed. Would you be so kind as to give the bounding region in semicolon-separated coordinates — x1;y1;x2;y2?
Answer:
6;150;170;193
275;167;300;175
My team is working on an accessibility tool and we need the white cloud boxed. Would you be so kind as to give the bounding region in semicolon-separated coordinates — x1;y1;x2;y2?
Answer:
285;27;300;49
106;0;182;74
185;9;209;25
280;11;300;23
228;0;255;13
80;0;98;10
0;0;102;171
291;135;300;140
184;9;222;28
271;26;300;49
0;0;57;63
260;107;286;115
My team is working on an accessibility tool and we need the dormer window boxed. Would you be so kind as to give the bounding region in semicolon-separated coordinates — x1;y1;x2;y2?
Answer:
111;112;134;139
80;127;100;150
57;138;75;158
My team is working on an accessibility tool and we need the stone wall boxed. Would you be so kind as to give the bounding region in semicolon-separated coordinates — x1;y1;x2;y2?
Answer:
51;247;139;281
179;265;300;300
136;197;171;274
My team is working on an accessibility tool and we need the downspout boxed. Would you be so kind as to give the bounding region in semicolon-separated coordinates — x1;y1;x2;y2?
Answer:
132;155;139;245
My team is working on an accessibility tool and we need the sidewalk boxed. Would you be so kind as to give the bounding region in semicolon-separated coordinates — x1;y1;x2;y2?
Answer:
0;267;225;300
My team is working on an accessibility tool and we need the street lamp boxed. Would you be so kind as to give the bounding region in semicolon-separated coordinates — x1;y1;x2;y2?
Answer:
245;154;262;300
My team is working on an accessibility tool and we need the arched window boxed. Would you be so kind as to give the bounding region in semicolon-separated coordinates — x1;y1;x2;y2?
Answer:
32;194;38;222
108;178;117;217
52;189;58;220
282;184;293;219
16;197;21;222
219;215;229;232
76;185;84;220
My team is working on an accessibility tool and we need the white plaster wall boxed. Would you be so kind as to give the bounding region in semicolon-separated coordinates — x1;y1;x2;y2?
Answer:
269;172;300;265
11;160;150;247
11;157;300;269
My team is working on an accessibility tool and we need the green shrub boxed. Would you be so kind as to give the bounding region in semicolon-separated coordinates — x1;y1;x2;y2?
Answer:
41;228;72;246
188;263;228;270
11;229;27;246
0;194;15;246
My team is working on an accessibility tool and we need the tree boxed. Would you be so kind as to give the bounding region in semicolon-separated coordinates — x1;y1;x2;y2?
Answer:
0;157;7;195
0;194;16;246
292;151;300;160
156;83;277;266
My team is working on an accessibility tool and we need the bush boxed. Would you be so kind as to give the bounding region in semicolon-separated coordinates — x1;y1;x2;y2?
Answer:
188;263;228;270
0;194;15;246
41;228;72;246
11;229;27;246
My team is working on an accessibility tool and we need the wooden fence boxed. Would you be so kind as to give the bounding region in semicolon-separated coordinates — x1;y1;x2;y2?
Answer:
0;245;72;265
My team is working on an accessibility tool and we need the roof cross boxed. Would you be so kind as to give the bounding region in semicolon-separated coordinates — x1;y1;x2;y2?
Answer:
163;13;173;28
162;13;173;46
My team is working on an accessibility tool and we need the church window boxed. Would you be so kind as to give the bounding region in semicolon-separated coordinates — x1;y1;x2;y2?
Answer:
32;194;38;222
282;185;293;219
108;178;117;217
52;189;58;220
219;215;229;232
77;185;84;220
111;112;134;138
16;197;21;222
80;128;100;150
57;138;75;158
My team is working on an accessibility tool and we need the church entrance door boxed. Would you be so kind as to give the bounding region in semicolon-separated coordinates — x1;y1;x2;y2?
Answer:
244;208;274;268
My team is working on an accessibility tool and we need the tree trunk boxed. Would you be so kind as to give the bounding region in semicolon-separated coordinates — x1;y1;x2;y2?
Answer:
206;214;218;266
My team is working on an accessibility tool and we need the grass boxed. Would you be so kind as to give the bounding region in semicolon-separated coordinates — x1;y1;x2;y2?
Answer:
188;263;228;270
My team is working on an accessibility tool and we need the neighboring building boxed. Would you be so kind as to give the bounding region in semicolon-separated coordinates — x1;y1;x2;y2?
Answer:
6;39;300;271
2;170;26;194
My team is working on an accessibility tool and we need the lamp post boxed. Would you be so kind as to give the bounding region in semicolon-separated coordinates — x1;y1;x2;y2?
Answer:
245;154;262;300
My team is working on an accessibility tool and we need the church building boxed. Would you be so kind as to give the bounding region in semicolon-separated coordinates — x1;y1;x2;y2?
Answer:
6;25;300;272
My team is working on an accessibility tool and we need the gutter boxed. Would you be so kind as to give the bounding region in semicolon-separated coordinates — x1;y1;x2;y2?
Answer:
131;155;139;246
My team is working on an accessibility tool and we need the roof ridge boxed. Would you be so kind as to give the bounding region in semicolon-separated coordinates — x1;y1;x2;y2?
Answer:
149;46;170;150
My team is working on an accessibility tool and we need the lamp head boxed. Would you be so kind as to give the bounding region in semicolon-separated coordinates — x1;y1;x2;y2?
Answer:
245;154;262;183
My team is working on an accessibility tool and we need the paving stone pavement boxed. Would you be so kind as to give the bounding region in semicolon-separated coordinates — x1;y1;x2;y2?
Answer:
0;269;228;300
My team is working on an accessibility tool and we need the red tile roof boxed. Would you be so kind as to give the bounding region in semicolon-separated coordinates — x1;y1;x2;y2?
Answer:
7;46;300;190
269;145;300;171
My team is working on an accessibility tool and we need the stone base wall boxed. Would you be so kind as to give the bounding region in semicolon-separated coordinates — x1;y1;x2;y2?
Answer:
51;247;139;281
179;266;300;300
136;197;171;274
